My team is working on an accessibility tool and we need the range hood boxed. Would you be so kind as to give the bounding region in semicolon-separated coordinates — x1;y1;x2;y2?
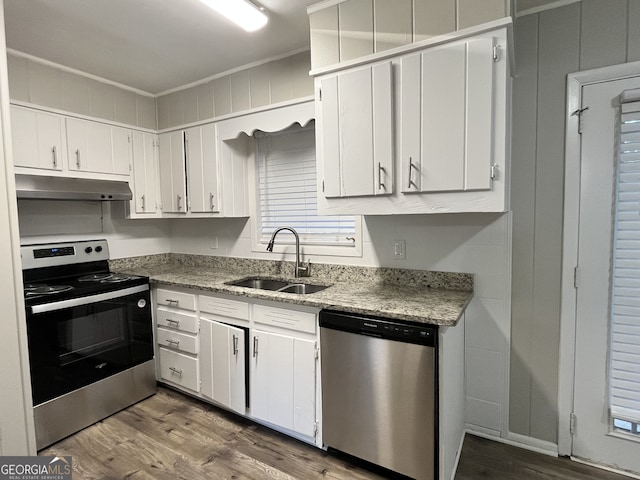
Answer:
15;174;133;201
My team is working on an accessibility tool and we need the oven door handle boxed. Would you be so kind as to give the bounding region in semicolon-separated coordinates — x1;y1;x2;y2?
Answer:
30;284;149;314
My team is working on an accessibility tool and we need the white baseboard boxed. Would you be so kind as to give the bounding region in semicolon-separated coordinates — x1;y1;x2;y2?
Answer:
572;457;640;480
448;432;466;480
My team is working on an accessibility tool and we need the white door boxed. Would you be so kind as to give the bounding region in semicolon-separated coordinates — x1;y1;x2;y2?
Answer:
158;131;186;213
185;124;219;213
572;75;640;473
131;131;158;214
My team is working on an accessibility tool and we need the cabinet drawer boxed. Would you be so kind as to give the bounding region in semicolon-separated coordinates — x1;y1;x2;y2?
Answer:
156;289;196;311
253;304;316;334
156;308;198;333
199;294;249;320
157;327;198;355
158;347;198;392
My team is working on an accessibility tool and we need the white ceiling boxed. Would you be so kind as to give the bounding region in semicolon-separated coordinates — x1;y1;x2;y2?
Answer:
3;0;318;94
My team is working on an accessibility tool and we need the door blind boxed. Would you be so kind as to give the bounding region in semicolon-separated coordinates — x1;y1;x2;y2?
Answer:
256;124;355;245
610;95;640;425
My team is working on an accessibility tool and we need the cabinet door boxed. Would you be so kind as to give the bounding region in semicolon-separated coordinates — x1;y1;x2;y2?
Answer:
251;330;316;438
319;62;393;198
402;37;495;194
111;126;132;176
185;124;219;213
200;318;246;413
131;131;158;214
158;131;187;213
11;106;64;171
66;118;112;174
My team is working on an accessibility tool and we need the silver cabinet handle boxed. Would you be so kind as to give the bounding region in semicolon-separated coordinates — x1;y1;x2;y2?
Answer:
408;157;418;189
166;299;179;306
141;194;146;211
75;149;81;168
165;339;180;347
169;367;183;376
165;318;180;327
177;194;182;211
210;192;215;210
233;334;239;356
253;336;258;357
378;162;385;191
52;146;57;167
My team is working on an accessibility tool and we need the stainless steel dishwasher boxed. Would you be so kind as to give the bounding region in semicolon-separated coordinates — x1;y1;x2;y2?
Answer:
320;310;437;480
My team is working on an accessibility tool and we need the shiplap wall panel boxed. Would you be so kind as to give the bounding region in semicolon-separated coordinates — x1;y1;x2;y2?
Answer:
7;54;28;102
230;70;251;113
414;0;456;42
87;78;114;121
269;57;294;104
249;63;271;108
291;52;313;99
213;76;232;118
60;70;90;116
339;0;374;61
628;1;640;62
530;4;580;443
309;5;340;69
196;83;214;121
509;13;538;437
182;86;199;125
165;90;184;127
113;88;137;126
28;61;60;110
579;0;628;71
374;0;412;52
457;0;507;30
136;94;156;130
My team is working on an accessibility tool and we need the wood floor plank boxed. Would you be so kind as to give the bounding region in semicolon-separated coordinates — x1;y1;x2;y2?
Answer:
41;387;635;480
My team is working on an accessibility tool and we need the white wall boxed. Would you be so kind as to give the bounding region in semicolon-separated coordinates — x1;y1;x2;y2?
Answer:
18;200;171;258
170;212;512;436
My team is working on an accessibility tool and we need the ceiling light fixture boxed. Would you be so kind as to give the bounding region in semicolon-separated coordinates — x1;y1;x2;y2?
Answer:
199;0;268;32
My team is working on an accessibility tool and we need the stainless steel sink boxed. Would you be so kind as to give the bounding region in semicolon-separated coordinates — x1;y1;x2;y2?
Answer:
226;278;289;290
225;277;330;295
278;283;329;294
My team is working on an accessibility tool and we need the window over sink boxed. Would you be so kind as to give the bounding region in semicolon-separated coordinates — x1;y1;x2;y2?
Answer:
250;121;362;257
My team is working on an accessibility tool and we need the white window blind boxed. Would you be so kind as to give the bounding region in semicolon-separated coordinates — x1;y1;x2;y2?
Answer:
256;123;355;246
610;94;640;427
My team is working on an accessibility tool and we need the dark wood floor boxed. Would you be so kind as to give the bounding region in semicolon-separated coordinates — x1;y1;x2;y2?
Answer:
41;387;632;480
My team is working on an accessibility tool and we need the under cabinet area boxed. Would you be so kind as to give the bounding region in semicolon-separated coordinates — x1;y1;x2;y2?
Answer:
315;26;511;215
152;286;321;447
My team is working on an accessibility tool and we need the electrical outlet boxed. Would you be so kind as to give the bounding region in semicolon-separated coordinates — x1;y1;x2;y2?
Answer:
393;240;406;259
210;236;218;249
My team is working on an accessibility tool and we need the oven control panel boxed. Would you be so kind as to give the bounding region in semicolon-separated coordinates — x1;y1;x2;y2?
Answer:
21;239;110;270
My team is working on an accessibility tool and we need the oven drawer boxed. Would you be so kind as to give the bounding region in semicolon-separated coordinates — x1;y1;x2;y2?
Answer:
158;347;198;392
253;304;317;334
199;294;250;320
155;289;196;311
157;327;198;355
156;307;198;333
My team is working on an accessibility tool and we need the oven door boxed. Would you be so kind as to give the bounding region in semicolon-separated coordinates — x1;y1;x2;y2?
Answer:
26;284;153;405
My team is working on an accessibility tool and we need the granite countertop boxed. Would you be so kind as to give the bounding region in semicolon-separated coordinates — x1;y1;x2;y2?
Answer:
111;254;473;326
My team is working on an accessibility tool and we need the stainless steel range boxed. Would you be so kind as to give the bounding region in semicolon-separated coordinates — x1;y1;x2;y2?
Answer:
21;239;156;449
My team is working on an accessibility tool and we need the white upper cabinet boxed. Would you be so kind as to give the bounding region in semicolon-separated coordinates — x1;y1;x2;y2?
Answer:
66;117;131;176
11;106;65;171
158;130;187;213
318;61;393;198
130;131;158;215
401;36;494;194
315;26;511;215
185;124;219;213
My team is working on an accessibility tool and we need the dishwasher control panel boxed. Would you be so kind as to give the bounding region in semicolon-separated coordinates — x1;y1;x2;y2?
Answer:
319;310;437;347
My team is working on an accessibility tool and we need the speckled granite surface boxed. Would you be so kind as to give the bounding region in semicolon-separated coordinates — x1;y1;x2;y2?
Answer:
110;254;473;326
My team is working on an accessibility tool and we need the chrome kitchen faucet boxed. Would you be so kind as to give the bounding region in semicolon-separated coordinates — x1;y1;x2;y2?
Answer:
266;226;311;278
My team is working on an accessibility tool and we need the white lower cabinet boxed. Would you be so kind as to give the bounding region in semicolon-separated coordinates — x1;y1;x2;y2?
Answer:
251;329;317;439
200;317;246;414
153;286;321;446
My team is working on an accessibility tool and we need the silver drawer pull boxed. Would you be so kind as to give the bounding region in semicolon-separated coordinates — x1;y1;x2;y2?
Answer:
52;146;57;167
169;367;183;376
165;318;180;327
408;157;418;189
378;162;385;190
253;336;258;357
165;339;180;347
165;298;179;305
233;334;239;356
210;192;215;210
75;149;81;168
